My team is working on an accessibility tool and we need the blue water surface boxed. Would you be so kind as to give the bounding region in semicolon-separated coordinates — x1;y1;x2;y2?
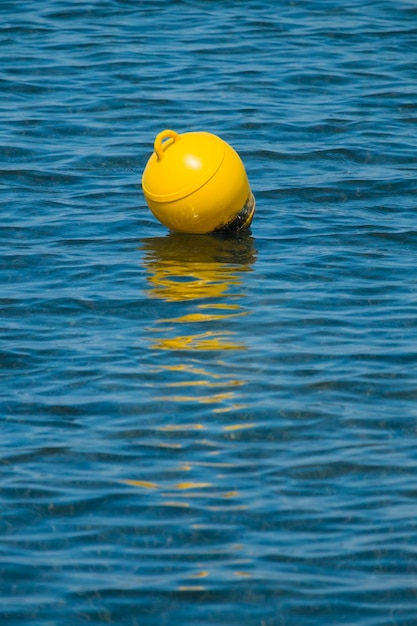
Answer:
2;1;417;624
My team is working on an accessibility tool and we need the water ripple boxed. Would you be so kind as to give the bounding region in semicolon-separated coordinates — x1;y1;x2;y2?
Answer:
2;0;417;624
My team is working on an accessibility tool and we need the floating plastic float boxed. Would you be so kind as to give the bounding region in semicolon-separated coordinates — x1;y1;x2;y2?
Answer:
142;129;255;234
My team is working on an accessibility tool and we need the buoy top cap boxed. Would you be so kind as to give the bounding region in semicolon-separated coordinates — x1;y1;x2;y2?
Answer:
142;129;225;203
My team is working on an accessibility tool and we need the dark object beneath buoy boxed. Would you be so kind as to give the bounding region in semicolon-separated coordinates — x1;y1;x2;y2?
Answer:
213;192;255;233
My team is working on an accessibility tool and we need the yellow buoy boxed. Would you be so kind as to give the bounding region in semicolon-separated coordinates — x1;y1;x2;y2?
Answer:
141;129;255;234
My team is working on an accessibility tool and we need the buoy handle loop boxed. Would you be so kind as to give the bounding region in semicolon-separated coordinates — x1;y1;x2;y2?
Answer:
154;129;180;161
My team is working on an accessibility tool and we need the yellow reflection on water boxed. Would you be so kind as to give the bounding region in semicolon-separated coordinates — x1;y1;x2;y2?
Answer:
151;330;242;352
162;309;247;324
123;476;247;512
223;423;256;431
190;571;209;579
141;232;256;303
124;479;158;489
158;424;205;431
141;232;256;413
175;482;212;490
